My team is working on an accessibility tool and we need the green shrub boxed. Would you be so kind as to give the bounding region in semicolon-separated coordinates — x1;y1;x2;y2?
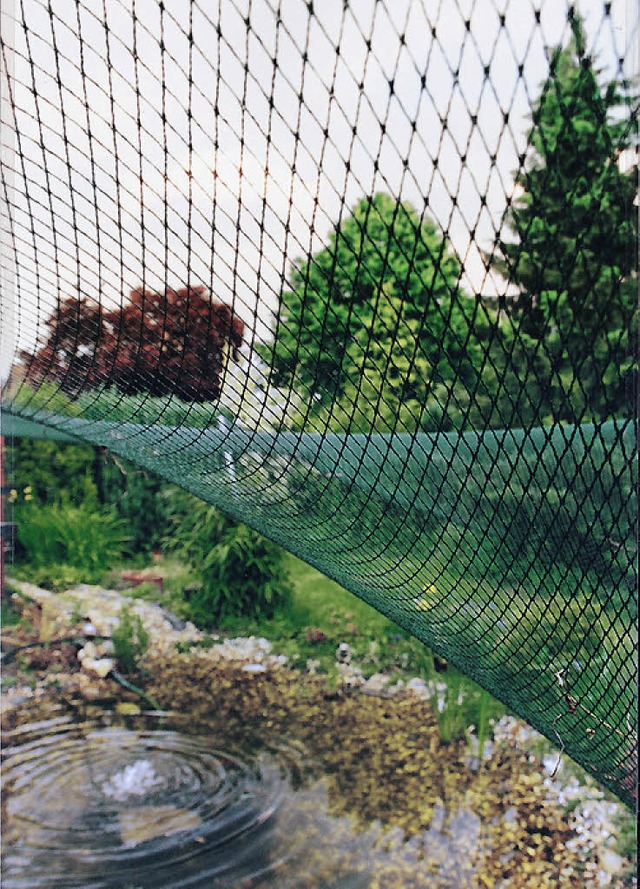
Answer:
11;564;89;592
7;438;99;507
189;524;292;626
162;489;292;626
112;605;149;673
15;502;129;579
98;455;168;554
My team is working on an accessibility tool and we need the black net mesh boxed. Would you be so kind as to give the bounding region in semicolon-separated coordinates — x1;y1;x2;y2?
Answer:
0;0;637;807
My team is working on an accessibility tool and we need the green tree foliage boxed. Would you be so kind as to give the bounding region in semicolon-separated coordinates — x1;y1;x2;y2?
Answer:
262;192;480;432
490;15;638;422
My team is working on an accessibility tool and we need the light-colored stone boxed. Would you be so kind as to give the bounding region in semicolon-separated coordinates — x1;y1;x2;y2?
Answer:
599;850;624;875
115;701;142;716
78;681;110;702
82;657;115;679
77;641;99;662
362;673;391;694
336;662;364;688
406;677;430;699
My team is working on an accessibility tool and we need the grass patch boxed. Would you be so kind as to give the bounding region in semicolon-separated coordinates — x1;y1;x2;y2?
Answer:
210;553;438;678
283;554;393;633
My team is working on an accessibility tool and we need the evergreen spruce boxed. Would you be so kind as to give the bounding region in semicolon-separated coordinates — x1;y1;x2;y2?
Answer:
491;15;638;422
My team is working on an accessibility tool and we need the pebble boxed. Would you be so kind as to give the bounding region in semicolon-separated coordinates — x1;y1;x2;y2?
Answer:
77;641;99;661
202;636;289;670
336;662;364;687
82;657;115;679
405;677;430;699
1;689;35;710
76;674;113;702
599;850;624;876
361;672;391;695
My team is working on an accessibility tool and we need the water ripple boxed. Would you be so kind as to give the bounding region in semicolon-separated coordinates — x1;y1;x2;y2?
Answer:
2;712;324;888
2;707;485;888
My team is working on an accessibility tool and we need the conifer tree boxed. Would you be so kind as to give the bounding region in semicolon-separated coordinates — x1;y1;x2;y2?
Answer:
492;14;637;421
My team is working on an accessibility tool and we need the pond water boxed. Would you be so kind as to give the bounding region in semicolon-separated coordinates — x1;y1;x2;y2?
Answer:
2;705;484;888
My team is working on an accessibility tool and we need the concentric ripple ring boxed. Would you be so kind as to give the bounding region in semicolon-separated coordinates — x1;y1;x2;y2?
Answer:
1;713;317;889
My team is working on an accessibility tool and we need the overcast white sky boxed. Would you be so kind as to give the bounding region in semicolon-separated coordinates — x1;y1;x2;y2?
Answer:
1;0;638;370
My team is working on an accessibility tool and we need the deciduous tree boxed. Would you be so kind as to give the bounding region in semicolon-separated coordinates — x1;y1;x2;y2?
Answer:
26;286;244;403
262;192;479;432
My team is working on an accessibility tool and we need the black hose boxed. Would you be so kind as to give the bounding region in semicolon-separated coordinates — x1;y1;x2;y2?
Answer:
0;635;110;664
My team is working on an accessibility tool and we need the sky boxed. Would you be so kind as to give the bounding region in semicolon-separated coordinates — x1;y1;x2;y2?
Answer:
1;0;638;375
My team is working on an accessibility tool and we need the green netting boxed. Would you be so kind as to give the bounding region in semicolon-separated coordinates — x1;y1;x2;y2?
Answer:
1;0;637;807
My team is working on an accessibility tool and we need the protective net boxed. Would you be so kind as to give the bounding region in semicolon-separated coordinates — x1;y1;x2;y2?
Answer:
0;0;637;807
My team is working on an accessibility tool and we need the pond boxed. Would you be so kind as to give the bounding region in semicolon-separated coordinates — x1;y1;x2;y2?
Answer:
1;654;599;888
2;705;490;889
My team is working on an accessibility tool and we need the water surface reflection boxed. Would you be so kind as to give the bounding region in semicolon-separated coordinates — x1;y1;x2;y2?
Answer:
2;706;483;888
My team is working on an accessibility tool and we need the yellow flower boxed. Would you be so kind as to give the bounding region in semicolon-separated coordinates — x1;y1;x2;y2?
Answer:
415;584;438;611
